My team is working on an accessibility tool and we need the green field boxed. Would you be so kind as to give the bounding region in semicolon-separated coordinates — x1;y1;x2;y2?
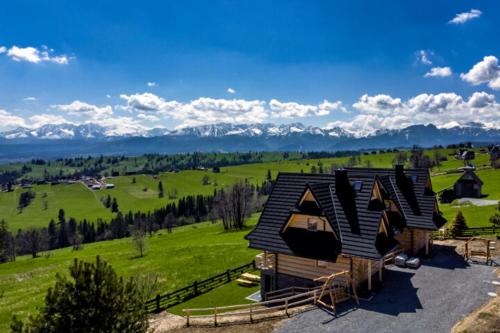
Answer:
0;216;260;332
0;149;497;230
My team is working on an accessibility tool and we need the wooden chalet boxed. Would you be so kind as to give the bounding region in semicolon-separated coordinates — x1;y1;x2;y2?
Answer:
454;170;483;198
247;166;446;298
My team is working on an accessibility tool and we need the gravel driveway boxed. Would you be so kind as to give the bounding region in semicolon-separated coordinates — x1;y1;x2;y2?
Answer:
274;247;498;333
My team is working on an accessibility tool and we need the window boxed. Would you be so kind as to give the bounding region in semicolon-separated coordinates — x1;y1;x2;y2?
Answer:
353;180;362;192
316;260;328;268
410;175;417;183
307;219;318;231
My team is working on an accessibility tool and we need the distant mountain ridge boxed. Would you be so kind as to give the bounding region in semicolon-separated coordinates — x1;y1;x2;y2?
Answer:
0;122;499;162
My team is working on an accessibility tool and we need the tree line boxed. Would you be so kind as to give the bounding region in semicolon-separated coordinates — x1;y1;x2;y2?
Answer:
0;176;274;262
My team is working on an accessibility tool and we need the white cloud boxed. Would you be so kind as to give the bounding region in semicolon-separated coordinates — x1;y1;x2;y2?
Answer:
424;66;452;78
353;94;403;115
93;116;148;136
326;92;500;137
4;45;71;64
460;56;500;90
137;113;160;122
0;110;27;130
51;100;113;119
270;99;345;118
449;9;482;25
174;98;267;128
23;96;38;102
147;82;157;87
29;114;69;127
227;88;236;94
120;93;180;113
417;50;432;65
0;46;6;53
106;94;112;99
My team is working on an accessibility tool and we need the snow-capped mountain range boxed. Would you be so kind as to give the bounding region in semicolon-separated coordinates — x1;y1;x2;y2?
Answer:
0;122;498;162
0;122;352;140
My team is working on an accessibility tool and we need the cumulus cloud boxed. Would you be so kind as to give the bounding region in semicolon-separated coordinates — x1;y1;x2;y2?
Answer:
4;45;71;64
270;99;346;118
424;66;452;78
29;114;70;127
120;93;180;113
326;92;500;137
449;9;482;24
174;98;267;128
51;100;113;119
147;82;157;87
0;110;27;130
227;88;236;94
417;50;432;65
0;46;6;53
460;56;500;90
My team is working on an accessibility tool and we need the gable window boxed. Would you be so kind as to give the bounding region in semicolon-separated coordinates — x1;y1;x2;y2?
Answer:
307;218;318;231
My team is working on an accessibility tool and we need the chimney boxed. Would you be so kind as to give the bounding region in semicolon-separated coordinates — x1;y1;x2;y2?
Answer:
335;169;350;192
395;164;405;184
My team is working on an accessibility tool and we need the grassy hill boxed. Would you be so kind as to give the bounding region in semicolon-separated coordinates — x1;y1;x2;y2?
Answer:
0;149;497;230
0;216;260;332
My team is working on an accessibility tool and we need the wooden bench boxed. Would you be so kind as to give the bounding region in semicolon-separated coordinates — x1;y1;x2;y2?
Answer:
241;273;260;283
236;278;256;287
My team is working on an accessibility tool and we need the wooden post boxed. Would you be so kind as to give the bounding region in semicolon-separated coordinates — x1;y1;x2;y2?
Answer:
464;240;469;260
425;233;430;256
285;298;289;317
486;240;491;265
252;260;256;270
193;281;198;295
214;307;218;327
226;269;231;283
379;259;383;282
156;294;160;312
186;310;190;327
249;303;253;323
313;289;317;304
367;259;372;291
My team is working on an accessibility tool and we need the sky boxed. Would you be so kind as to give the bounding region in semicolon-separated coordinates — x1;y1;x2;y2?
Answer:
0;0;499;136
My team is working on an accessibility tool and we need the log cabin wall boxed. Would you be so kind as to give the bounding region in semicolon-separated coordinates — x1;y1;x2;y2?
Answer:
276;254;380;287
395;227;431;255
285;214;334;232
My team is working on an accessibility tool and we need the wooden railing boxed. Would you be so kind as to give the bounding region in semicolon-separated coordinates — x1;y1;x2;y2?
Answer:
183;288;320;327
264;286;311;301
145;261;256;313
433;226;499;239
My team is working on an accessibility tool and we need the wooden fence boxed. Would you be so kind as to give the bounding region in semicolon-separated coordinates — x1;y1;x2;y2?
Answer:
145;261;256;313
433;226;499;239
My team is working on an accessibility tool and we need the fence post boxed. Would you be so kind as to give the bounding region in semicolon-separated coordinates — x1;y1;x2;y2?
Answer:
249;303;253;323
252;260;256;270
226;269;231;283
186;310;190;327
214;307;218;327
156;294;160;313
285;298;289;317
194;281;198;295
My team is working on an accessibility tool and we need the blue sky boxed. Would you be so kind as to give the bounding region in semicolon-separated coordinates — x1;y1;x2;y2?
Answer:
0;0;499;135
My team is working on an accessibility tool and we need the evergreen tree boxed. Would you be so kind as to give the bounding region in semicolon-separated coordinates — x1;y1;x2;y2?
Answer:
0;220;15;263
11;256;148;333
58;220;69;248
158;181;164;198
58;209;66;224
47;219;58;249
450;211;468;238
111;198;119;213
266;169;272;181
104;195;112;208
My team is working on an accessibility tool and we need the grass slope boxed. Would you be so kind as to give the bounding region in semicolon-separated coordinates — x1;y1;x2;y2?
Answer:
0;217;260;332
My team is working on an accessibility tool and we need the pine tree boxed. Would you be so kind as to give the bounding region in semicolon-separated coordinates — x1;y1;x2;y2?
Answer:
11;256;148;333
451;211;468;238
158;181;164;198
111;198;119;213
0;220;15;263
47;219;58;249
266;169;272;181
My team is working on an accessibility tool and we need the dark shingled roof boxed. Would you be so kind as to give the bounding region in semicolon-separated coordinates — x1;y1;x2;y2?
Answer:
456;170;483;185
247;167;444;260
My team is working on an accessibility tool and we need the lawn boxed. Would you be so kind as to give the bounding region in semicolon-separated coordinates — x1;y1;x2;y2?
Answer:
0;216;260;332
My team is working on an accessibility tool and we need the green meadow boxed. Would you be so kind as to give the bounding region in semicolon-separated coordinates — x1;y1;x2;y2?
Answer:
0;217;260;332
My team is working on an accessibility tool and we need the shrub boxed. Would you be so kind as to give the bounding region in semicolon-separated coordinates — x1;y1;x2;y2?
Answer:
12;256;148;333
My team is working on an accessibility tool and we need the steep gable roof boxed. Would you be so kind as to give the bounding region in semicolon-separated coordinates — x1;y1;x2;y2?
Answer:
247;166;444;260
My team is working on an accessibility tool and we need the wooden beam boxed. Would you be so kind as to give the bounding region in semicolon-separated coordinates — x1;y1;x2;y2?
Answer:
425;232;430;256
379;259;383;282
367;259;372;291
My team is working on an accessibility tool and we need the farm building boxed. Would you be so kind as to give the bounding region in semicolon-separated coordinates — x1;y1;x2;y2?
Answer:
247;166;446;299
454;169;483;198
